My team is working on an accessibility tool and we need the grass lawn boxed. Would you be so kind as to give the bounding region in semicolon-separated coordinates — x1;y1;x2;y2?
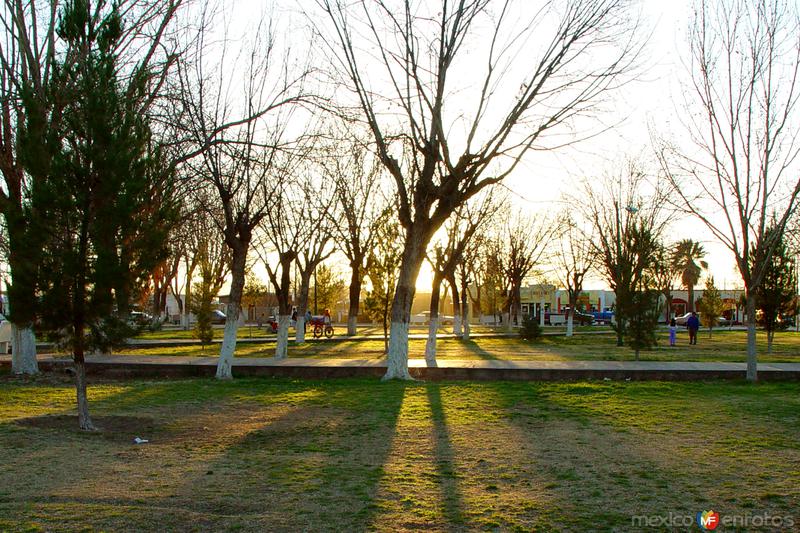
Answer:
115;329;800;363
0;375;797;531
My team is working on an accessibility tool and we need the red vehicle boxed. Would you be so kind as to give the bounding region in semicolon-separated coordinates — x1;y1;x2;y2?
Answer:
308;316;334;338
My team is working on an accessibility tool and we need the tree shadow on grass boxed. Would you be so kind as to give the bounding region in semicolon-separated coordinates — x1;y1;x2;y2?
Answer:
425;383;466;527
474;381;800;529
459;340;500;361
0;377;408;531
164;379;408;530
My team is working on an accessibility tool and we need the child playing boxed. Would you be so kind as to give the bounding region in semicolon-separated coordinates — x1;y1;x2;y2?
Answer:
669;318;677;346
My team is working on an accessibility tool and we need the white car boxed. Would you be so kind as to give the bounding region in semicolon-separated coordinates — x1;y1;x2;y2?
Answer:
674;312;700;326
410;311;455;325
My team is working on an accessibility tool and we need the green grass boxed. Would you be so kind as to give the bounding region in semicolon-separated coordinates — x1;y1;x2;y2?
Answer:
111;328;800;363
0;376;798;531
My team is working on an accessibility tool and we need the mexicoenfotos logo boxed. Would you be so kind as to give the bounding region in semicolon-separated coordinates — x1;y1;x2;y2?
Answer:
697;510;720;531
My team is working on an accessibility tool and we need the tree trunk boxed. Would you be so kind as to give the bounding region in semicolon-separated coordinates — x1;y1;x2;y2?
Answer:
347;263;361;336
449;279;461;335
508;281;522;330
566;293;576;337
74;358;95;431
384;234;427;380
73;214;94;431
72;286;94;431
461;278;470;341
767;330;773;354
216;246;247;380
425;275;443;365
183;261;196;331
745;292;757;382
10;324;37;375
5;201;40;375
425;317;439;366
688;284;695;313
275;314;290;359
295;272;311;344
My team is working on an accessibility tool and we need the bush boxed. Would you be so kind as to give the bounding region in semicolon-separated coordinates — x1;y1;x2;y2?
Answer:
519;314;542;340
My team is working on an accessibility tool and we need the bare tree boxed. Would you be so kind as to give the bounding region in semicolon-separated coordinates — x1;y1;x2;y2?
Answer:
175;7;312;378
254;170;316;359
650;242;679;324
656;0;800;381
554;216;594;337
424;193;497;365
580;161;668;346
293;181;336;343
493;212;553;332
318;0;641;379
323;128;384;336
464;234;495;322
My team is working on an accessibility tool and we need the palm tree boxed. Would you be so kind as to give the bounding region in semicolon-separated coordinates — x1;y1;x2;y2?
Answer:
672;239;708;313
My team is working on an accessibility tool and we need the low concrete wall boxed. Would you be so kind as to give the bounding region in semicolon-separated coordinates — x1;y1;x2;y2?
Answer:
5;359;799;382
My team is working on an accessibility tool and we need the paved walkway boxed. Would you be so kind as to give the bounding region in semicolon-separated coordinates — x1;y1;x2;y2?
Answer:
32;329;615;351
2;354;799;381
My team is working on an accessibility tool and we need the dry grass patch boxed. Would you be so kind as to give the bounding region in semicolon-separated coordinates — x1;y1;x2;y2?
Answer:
0;378;798;531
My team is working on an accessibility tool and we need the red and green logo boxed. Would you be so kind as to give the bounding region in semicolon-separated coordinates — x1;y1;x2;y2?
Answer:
696;510;720;530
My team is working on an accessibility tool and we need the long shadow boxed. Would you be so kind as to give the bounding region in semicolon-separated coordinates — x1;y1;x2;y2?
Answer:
473;381;800;529
460;340;500;361
166;378;407;530
425;383;466;527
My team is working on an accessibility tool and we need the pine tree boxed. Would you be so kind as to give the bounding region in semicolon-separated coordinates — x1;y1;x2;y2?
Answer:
697;276;725;338
754;227;797;353
25;1;178;430
313;264;346;315
625;288;661;360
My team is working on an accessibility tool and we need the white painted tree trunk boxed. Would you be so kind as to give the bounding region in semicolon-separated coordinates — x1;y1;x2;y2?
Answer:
384;320;413;380
10;324;38;375
453;315;462;336
566;313;574;337
424;317;439;366
275;314;290;359
215;302;241;380
463;316;471;341
385;225;430;380
347;265;361;336
746;293;757;382
183;280;191;330
295;316;306;343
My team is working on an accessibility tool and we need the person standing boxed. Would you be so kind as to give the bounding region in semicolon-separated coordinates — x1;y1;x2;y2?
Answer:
669;317;677;346
687;312;700;345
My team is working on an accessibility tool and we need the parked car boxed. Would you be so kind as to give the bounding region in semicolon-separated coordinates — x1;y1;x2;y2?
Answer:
128;311;153;326
561;308;596;326
544;312;566;325
674;312;700;326
210;310;227;324
592;310;615;324
410;311;455;325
